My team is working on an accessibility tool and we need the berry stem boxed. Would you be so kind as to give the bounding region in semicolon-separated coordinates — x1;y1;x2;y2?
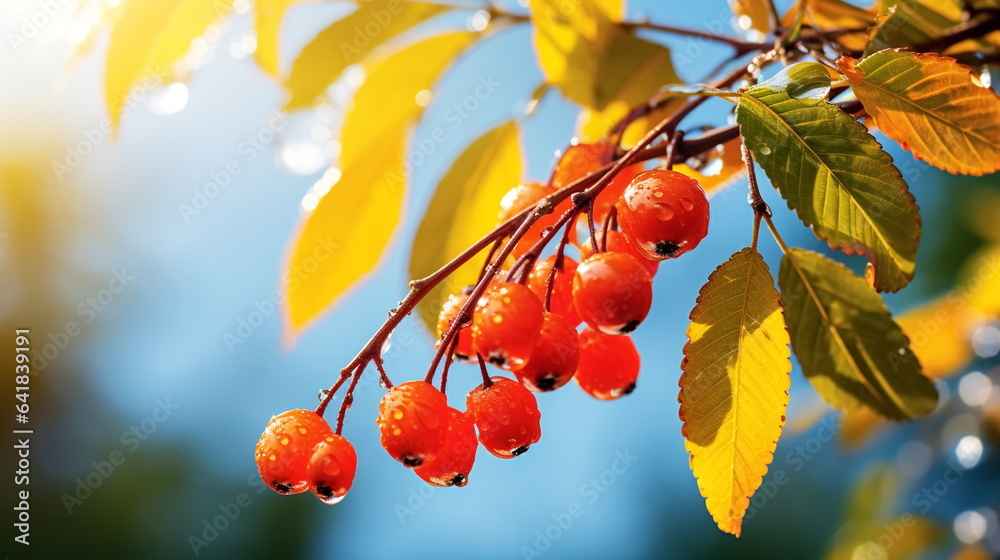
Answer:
476;353;492;388
335;367;364;435
741;140;772;218
439;335;459;395
663;130;685;171
315;370;352;417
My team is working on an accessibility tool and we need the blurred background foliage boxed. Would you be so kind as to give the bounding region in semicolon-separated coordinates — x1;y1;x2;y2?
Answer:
1;0;998;559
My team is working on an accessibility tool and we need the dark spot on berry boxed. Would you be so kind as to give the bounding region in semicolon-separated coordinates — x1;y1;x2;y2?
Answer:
535;376;557;391
619;319;640;334
655;241;680;257
488;354;506;367
402;454;423;467
511;445;530;456
622;382;636;395
275;482;293;494
315;484;333;498
449;473;467;487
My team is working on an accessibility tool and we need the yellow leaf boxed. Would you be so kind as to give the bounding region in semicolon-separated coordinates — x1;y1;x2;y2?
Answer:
840;51;1000;176
283;1;452;110
254;0;302;76
731;0;772;34
681;248;791;537
282;137;406;340
577;34;682;145
340;31;475;166
409;122;523;332
282;32;475;339
104;0;226;127
529;0;622;109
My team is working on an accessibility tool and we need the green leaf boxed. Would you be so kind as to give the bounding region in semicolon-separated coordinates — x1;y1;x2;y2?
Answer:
104;0;227;127
736;86;920;292
839;50;1000;176
284;1;453;110
409;122;524;332
282;32;475;339
777;248;938;420
680;247;791;537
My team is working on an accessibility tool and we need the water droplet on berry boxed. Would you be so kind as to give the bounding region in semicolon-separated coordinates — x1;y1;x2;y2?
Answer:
653;191;663;198
652;203;675;221
318;493;346;505
519;427;527;435
299;428;308;435
393;410;404;420
492;315;504;324
680;197;694;211
269;454;277;461
280;437;289;445
392;427;402;436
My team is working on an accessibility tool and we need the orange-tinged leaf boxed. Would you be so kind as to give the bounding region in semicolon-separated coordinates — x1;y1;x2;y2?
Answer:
104;0;225;127
840;50;1000;176
731;0;772;34
674;138;746;196
282;32;475;339
783;0;875;51
839;406;887;448
681;248;791;537
409;122;524;332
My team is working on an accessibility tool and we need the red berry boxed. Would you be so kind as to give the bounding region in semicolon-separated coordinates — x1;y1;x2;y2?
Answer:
575;327;640;400
377;381;450;467
436;290;475;362
512;312;579;392
579;230;658;277
472;282;544;370
618;169;709;260
572;251;653;335
306;434;357;504
526;255;580;326
466;376;542;458
255;409;333;494
498;183;567;258
414;407;478;487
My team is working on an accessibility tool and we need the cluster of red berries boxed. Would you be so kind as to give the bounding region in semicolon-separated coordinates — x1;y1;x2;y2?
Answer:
438;142;710;399
256;140;710;503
